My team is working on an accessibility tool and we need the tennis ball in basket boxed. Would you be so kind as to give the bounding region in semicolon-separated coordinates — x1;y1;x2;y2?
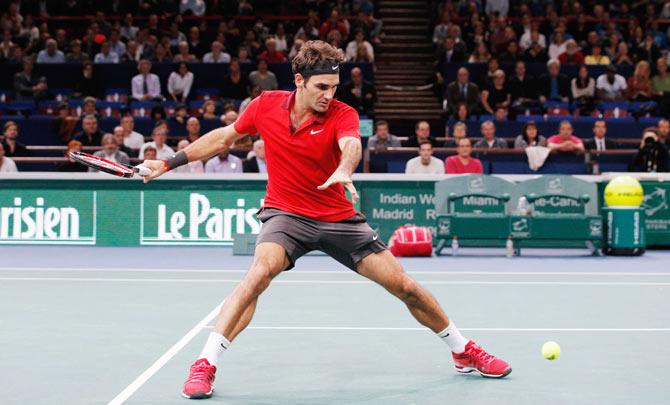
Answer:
604;176;643;207
542;341;561;360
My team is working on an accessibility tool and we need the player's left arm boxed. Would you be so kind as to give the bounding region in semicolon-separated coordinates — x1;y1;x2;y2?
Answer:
317;136;362;203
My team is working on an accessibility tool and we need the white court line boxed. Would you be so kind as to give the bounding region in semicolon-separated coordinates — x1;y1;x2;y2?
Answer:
2;277;670;286
204;325;670;332
108;300;223;405
1;267;669;277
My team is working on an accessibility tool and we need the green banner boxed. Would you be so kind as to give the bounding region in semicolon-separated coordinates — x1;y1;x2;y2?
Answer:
640;181;670;246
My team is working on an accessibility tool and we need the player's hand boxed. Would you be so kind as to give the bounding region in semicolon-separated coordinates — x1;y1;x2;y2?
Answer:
317;169;359;204
141;160;168;184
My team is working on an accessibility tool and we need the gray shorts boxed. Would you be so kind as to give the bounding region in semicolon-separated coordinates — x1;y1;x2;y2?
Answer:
255;208;387;271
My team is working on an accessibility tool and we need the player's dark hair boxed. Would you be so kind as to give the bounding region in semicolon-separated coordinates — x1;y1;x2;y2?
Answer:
291;40;345;82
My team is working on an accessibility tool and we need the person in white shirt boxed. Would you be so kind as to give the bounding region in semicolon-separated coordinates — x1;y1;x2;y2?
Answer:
131;59;162;101
36;39;66;63
109;29;126;56
405;141;445;174
202;41;231;63
0;146;18;172
172;139;204;173
180;0;206;16
94;41;119;64
120;115;145;150
139;124;174;159
596;65;628;101
345;29;374;62
168;62;194;102
205;150;243;173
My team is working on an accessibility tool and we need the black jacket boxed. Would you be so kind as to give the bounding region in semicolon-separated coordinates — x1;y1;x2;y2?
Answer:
537;74;571;100
584;137;618;151
337;80;376;115
73;130;104;146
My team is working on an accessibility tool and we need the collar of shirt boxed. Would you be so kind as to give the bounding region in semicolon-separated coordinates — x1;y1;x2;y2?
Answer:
281;90;326;133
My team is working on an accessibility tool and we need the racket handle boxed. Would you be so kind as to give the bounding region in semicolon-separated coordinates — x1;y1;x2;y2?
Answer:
135;164;151;177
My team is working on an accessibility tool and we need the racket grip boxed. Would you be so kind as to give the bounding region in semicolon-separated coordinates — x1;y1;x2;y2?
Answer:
135;165;151;177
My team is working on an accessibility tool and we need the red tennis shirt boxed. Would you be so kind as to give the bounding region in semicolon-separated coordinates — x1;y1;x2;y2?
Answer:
234;90;361;222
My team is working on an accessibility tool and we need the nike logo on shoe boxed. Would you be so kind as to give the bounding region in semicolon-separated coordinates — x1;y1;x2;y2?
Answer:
310;129;323;135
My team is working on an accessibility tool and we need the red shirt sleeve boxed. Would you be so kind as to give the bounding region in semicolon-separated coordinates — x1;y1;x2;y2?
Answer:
473;158;483;174
445;156;457;173
335;108;361;141
234;96;260;135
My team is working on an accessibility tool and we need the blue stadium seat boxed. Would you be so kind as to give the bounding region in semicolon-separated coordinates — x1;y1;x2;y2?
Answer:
517;115;544;122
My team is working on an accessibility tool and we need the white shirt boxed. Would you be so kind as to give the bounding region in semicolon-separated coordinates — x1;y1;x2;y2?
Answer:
110;41;126;57
131;73;161;99
205;155;243;173
0;156;18;172
548;42;567;60
405;156;445;174
94;51;119;64
345;40;375;62
519;32;546;50
167;71;194;99
203;52;231;63
36;49;66;63
180;0;206;16
173;160;204;173
124;131;145;150
273;36;288;52
596;74;628;100
139;142;175;160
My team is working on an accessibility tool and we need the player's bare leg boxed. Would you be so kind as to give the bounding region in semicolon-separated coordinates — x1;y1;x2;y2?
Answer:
182;242;289;399
357;250;512;378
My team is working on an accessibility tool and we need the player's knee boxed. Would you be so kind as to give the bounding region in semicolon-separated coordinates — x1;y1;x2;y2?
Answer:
396;278;420;305
247;261;275;295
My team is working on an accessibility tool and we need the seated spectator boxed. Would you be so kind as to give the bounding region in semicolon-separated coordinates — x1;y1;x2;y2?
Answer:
257;38;287;63
243;140;267;173
405;141;445;174
481;70;511;115
547;121;585;154
337;67;375;116
468;42;491;63
249;59;278;91
653;58;670;116
452;102;471;122
584;120;616;151
445;138;483;174
14;56;48;101
445;67;480;116
36;38;66;63
273;23;289;53
537;59;570;103
173;140;204;173
94;41;119;64
170;104;190;128
120;14;139;41
514;121;547;148
474;121;507;149
58;140;88;172
121;40;140;64
405;120;439;147
288;38;304;60
351;42;374;63
180;0;206;16
520;25;546;51
203;41;231;63
205;150;243;173
55;103;78;143
626;61;653;101
131;59;162;101
173;41;197;63
630;127;669;172
143;145;158;161
548;31;568;60
499;41;522;64
613;42;633;66
558;39;584;65
523;39;549;64
109;28;126;57
509;61;537;106
494;106;509;122
221;58;250;100
81;97;99;118
200;101;218;120
445;122;468;147
585;42;610;65
346;29;375;62
240;85;261;113
73;115;104;146
0;142;18;172
437;36;465;70
2;121;30;157
72;61;103;99
120;116;145;151
572;64;596;115
168;62;194;102
596;65;627;101
112;126;135;157
319;9;348;40
153;43;173;63
368;120;401;149
658;119;670;146
89;134;130;171
139;124;175;159
186;117;201;143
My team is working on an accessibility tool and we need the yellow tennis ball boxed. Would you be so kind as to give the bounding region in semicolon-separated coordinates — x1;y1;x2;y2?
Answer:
604;176;644;207
542;341;561;360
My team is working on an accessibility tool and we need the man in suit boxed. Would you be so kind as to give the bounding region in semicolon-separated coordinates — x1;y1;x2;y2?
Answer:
445;67;480;116
243;139;267;173
90;133;130;172
337;67;376;116
537;59;570;103
14;57;48;101
584;120;617;151
437;36;466;69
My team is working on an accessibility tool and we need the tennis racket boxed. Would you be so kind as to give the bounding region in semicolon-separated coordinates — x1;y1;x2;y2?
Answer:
69;151;151;178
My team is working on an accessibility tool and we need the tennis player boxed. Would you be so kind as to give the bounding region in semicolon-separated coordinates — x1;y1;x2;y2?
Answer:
142;40;511;400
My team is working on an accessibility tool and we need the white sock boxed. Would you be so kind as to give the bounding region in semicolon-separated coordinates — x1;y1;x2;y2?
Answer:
198;332;231;367
437;321;469;353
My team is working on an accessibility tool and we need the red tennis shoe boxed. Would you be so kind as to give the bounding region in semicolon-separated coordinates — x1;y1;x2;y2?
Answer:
452;341;512;378
182;358;217;399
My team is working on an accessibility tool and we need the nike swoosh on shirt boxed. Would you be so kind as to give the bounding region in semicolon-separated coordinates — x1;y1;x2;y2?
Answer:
310;129;324;135
372;234;378;241
332;65;339;70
